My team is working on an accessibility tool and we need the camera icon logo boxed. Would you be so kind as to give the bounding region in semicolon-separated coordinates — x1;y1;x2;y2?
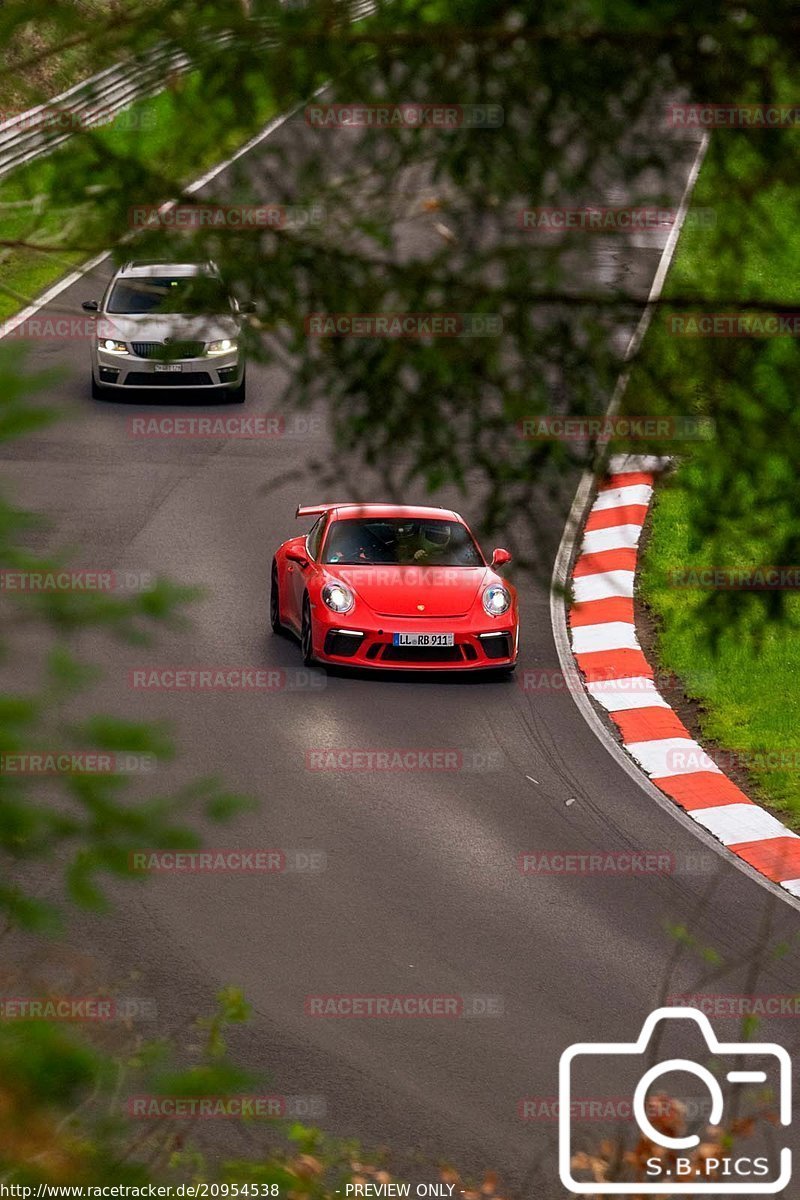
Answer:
559;1007;791;1194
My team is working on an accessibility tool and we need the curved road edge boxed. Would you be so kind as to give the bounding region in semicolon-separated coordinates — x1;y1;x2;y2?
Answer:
571;458;800;901
549;127;800;915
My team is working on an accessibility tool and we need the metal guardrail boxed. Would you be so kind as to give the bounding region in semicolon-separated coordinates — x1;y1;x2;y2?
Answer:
0;1;376;182
0;45;191;181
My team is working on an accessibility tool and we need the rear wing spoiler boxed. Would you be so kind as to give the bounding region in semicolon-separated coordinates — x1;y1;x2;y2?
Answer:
295;503;348;518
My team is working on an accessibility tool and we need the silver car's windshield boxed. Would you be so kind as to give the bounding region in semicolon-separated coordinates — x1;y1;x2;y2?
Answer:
107;276;231;315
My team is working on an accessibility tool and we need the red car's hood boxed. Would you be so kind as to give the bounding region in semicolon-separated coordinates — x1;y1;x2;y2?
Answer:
335;564;491;618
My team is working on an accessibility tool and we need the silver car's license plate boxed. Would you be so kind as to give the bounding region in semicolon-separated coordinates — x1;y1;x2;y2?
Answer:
154;363;183;372
392;632;454;647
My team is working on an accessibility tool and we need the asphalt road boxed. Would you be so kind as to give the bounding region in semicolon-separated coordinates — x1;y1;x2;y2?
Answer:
3;100;799;1197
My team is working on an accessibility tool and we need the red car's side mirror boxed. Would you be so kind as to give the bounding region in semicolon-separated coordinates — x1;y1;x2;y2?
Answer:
491;547;512;567
286;548;309;567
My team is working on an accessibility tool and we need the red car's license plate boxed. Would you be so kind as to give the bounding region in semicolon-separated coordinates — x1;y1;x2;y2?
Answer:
392;633;454;647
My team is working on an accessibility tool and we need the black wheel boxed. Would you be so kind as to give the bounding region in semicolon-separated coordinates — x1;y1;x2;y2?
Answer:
91;374;108;400
228;370;246;403
270;561;284;634
300;596;315;666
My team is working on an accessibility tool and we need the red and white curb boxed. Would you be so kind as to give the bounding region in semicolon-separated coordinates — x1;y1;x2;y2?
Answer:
568;453;800;899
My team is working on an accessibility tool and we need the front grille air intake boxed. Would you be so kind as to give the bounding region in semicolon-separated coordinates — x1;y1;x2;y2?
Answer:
130;341;205;359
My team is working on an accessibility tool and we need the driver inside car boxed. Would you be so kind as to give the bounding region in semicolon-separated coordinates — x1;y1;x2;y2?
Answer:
411;523;452;562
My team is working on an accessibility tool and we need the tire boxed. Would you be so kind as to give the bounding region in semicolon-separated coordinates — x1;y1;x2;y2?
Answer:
270;561;284;634
228;370;246;403
300;595;315;666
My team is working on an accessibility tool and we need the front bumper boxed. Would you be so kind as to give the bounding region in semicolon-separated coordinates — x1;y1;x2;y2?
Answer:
93;347;243;390
311;608;518;670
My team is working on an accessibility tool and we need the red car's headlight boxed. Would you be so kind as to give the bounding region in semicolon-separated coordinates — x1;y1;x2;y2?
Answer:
322;581;355;613
483;584;511;617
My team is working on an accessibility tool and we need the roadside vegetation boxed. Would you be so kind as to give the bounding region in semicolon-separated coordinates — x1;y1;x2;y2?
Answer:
0;1;161;110
0;72;276;322
0;0;799;1187
622;127;800;824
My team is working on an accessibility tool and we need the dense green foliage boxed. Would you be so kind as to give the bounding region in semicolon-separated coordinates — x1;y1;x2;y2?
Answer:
0;0;799;1185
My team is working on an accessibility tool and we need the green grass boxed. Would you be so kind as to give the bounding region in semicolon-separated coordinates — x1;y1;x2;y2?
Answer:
0;71;277;321
666;146;800;302
625;131;800;825
0;3;158;110
639;489;800;821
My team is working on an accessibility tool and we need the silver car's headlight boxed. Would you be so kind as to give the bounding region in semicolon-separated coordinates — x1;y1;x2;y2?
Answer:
99;338;128;353
206;338;237;355
482;583;511;617
322;581;355;613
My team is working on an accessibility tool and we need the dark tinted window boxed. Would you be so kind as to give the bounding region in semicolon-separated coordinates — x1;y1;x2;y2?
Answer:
306;515;326;560
322;518;483;566
106;276;231;315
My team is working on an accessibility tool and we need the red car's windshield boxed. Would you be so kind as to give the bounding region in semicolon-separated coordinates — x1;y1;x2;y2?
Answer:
322;518;484;566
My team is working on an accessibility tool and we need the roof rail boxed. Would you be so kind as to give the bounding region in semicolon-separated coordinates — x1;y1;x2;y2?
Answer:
120;258;217;271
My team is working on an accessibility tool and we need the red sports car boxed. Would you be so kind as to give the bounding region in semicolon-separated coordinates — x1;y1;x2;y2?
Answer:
270;503;518;671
